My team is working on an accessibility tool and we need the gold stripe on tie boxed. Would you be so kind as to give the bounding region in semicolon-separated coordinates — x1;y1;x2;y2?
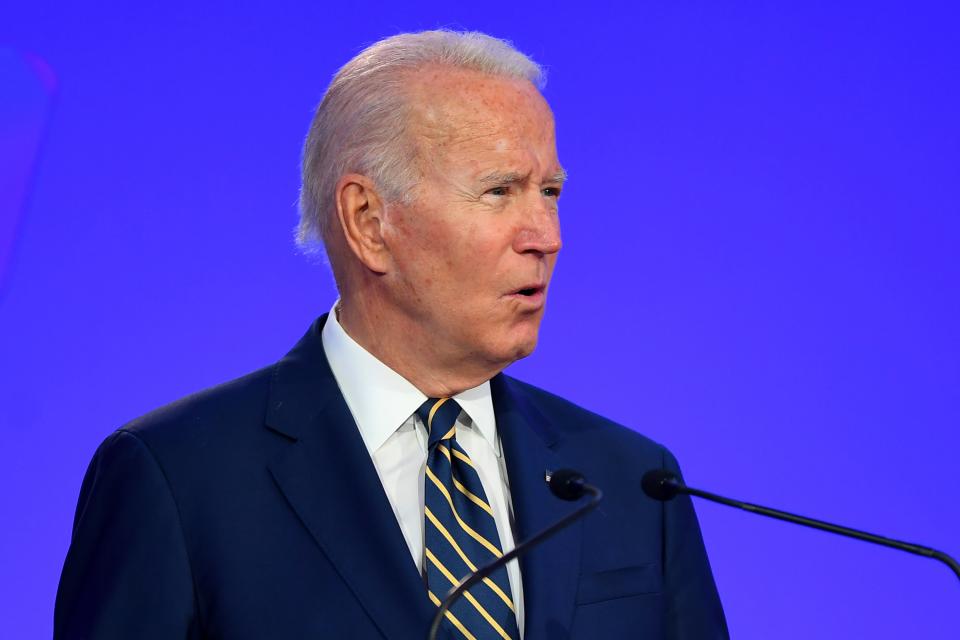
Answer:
425;549;513;640
453;477;494;516
451;448;475;468
426;467;503;557
424;507;516;611
428;590;477;640
427;397;450;431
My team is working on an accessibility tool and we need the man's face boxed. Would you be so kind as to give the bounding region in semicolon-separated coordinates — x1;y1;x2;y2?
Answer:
381;66;563;372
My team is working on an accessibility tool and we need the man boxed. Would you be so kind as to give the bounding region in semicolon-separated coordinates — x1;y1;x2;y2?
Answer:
55;31;727;639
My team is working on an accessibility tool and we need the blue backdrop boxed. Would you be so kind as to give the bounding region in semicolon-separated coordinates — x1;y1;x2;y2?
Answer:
2;2;958;637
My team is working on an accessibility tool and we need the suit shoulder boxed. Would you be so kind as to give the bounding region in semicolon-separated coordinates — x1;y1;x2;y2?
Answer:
503;375;666;456
118;364;275;449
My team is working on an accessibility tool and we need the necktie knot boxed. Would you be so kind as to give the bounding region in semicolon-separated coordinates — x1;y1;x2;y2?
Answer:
416;397;462;449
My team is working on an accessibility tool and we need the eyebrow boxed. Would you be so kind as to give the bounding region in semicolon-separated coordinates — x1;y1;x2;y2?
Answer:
477;167;569;186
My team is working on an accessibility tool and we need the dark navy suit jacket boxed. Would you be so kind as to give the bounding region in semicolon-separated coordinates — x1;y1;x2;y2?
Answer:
55;315;728;639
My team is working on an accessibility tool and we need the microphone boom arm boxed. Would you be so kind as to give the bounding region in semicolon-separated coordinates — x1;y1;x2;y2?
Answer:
657;474;960;582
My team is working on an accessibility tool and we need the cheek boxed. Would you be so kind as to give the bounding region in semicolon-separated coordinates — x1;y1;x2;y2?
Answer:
388;205;429;248
387;209;446;275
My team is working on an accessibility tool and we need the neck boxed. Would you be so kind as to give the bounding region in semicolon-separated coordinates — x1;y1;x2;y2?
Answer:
336;292;504;398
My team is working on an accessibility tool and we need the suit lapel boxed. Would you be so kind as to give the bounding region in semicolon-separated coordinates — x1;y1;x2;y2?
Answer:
492;375;581;640
264;316;438;640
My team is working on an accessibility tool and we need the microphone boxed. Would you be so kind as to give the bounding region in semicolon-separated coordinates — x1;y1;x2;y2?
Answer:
641;469;960;582
427;469;602;640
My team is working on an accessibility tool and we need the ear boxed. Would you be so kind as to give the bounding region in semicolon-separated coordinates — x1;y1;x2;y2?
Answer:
334;173;391;274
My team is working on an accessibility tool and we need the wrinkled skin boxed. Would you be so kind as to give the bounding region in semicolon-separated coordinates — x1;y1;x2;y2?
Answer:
337;65;564;397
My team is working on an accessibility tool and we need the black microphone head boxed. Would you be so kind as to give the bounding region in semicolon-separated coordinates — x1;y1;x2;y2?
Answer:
547;469;588;501
641;469;682;501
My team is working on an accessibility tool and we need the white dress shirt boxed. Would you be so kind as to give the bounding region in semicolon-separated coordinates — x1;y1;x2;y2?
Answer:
321;304;525;634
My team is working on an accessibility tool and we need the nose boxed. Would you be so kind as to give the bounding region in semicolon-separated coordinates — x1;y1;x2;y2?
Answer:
513;192;562;257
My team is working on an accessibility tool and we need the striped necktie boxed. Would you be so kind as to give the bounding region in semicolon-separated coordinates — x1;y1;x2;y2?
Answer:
418;397;520;640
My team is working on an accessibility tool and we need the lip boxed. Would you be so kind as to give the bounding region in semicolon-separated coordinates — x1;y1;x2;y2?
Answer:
505;283;547;308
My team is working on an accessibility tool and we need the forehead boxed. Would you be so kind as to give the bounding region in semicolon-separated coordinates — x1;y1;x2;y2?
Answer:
405;65;557;164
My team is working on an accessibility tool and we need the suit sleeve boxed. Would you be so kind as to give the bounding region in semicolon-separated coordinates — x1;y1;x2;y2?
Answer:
54;430;200;639
661;447;729;640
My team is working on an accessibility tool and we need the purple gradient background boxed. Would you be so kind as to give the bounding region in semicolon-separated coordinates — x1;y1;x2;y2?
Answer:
2;2;958;638
0;48;55;293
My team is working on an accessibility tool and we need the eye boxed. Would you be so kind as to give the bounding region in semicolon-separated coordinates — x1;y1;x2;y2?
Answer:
486;186;509;197
542;186;562;198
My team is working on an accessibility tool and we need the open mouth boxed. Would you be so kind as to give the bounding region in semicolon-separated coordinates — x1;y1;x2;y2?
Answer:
509;284;545;301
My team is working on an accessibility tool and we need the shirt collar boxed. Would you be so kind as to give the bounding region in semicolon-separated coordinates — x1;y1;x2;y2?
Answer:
321;302;498;456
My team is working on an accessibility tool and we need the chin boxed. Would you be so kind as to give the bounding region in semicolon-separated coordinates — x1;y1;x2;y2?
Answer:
475;321;542;369
501;332;540;365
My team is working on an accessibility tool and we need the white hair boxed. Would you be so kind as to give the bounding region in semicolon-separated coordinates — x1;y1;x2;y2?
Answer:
296;30;545;258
